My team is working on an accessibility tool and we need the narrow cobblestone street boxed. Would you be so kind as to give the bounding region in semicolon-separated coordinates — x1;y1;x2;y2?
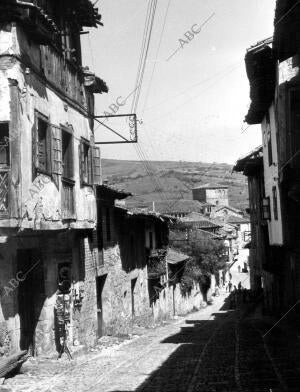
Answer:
3;293;300;392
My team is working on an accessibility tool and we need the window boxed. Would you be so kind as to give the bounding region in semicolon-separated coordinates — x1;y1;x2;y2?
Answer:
79;139;101;186
266;111;273;166
262;197;271;220
62;129;73;179
33;113;51;177
61;179;75;219
79;139;92;185
0;123;10;216
0;123;9;167
37;118;49;172
272;186;278;221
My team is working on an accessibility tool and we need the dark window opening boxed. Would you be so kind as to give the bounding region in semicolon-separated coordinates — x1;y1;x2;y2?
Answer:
35;115;51;176
79;139;93;186
0;123;9;167
272;186;278;221
62;130;73;179
60;19;82;65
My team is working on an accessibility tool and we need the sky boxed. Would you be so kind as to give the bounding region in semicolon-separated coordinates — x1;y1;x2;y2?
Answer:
81;0;276;164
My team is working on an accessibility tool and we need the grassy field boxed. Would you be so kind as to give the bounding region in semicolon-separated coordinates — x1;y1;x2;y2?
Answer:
101;159;249;211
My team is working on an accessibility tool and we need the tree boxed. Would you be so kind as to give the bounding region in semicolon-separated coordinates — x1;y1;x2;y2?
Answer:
171;224;228;297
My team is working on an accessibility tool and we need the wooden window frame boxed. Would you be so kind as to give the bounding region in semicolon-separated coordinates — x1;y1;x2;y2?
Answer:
61;126;74;181
261;197;271;221
61;177;76;220
79;138;93;187
0;122;10;169
0;122;10;218
266;111;273;166
34;111;52;178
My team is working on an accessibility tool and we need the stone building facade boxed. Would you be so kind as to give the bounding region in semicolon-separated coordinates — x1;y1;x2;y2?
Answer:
192;184;229;207
239;0;300;314
0;1;106;355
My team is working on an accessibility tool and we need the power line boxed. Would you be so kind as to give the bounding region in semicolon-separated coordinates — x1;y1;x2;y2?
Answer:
131;0;158;114
143;61;241;115
275;0;300;26
151;63;241;123
128;0;175;204
141;0;172;116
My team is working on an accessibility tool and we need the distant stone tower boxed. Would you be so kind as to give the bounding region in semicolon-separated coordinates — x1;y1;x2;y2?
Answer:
192;184;229;207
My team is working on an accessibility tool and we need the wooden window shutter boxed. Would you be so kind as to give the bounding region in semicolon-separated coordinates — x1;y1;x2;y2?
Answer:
93;146;101;185
88;146;92;185
32;124;38;180
51;126;62;188
79;140;85;184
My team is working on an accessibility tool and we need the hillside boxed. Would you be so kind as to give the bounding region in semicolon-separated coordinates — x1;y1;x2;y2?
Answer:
101;159;249;211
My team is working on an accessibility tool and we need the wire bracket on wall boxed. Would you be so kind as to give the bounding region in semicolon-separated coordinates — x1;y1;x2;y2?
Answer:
94;113;138;144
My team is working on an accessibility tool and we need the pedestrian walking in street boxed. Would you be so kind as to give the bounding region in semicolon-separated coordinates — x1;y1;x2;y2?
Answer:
228;281;233;292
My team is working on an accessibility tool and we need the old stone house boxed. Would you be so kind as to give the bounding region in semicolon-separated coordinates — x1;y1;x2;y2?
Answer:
240;0;300;313
192;183;229;208
234;147;275;309
95;185;200;335
0;1;106;355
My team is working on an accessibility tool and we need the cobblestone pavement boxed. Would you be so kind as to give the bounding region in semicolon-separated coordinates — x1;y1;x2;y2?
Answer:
4;293;300;392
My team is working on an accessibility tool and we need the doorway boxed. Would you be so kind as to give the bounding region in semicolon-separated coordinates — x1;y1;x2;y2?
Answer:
96;275;107;338
131;278;137;317
17;249;44;354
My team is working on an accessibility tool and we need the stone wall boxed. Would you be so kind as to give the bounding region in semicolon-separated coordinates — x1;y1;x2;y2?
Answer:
99;244;152;336
152;282;204;322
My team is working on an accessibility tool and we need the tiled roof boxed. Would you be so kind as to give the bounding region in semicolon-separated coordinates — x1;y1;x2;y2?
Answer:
226;215;250;224
166;249;189;265
115;206;173;223
233;146;263;173
181;213;222;229
192;183;228;190
214;205;243;214
125;200;205;214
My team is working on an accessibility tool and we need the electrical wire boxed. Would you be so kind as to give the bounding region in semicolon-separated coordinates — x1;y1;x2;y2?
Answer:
275;0;300;26
128;0;175;204
130;0;158;114
141;0;172;116
150;63;241;123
